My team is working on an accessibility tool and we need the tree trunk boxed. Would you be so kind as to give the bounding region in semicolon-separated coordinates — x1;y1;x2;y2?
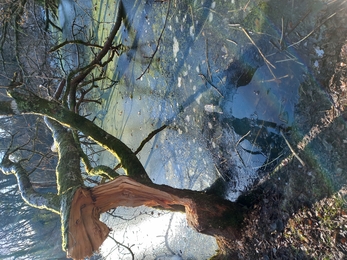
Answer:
67;176;244;260
1;94;246;259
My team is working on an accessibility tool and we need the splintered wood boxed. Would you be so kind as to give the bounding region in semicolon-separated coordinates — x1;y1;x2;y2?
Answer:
67;176;187;260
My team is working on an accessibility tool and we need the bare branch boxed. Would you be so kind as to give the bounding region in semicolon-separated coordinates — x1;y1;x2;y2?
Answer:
49;39;104;53
0;154;60;214
137;0;170;80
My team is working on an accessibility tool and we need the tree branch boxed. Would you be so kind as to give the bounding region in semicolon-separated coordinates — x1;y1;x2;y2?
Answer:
4;89;152;183
64;1;125;112
49;39;104;53
0;155;60;214
44;117;84;195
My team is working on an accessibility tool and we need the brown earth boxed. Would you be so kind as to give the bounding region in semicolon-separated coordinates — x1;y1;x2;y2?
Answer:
229;2;347;259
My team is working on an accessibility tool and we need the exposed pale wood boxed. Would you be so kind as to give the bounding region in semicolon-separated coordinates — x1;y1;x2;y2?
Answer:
93;176;184;211
67;176;189;259
67;188;109;259
67;176;244;259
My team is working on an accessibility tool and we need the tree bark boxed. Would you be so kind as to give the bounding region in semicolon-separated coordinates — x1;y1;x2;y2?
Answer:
0;155;60;213
0;84;247;259
44;117;84;195
6;89;150;182
67;176;244;260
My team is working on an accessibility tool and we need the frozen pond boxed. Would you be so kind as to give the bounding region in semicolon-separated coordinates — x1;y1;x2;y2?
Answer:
57;0;322;258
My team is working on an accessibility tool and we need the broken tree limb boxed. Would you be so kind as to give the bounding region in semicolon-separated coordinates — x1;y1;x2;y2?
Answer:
66;176;244;259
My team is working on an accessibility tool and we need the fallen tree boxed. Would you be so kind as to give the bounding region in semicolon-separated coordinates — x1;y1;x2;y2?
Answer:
0;2;245;259
2;68;245;260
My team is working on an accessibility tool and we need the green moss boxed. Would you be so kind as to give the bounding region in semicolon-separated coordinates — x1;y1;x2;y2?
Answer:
89;165;120;179
60;187;79;252
242;2;270;33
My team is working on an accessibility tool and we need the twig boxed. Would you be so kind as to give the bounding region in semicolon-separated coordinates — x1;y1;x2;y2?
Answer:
280;130;305;167
108;235;135;260
252;152;284;170
228;0;250;13
134;125;167;154
228;23;241;27
288;11;337;48
114;125;167;170
53;79;66;99
214;164;226;181
260;74;289;83
49;39;104;53
234;130;251;168
137;0;171;80
285;9;311;37
241;27;276;69
279;17;284;47
64;2;125;111
198;73;223;97
235;130;251;148
241;27;278;82
226;38;238;45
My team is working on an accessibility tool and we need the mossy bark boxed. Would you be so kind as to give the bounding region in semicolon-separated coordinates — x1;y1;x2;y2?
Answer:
8;89;150;182
0;155;60;213
44;118;84;195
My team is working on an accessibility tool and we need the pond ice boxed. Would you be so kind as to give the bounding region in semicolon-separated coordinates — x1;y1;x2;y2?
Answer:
57;0;310;258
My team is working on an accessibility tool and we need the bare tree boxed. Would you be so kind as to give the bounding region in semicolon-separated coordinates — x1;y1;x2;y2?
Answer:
0;1;248;259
